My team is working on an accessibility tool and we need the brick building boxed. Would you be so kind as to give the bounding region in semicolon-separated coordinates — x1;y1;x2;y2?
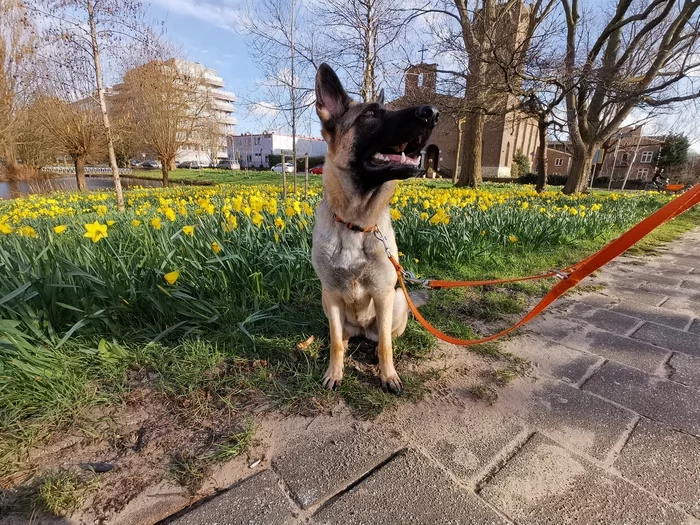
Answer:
390;63;539;179
595;127;664;182
547;147;572;176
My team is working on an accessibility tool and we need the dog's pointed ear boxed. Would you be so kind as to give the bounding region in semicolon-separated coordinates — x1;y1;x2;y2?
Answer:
315;63;350;126
376;88;385;106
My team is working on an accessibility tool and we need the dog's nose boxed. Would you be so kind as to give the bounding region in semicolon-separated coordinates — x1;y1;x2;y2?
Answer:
415;105;439;125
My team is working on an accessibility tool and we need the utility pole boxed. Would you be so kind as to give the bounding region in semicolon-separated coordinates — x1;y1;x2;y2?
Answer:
622;126;644;191
290;0;297;194
607;132;623;190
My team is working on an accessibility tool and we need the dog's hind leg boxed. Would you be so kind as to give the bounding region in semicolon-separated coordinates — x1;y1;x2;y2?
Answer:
321;289;346;390
373;288;402;394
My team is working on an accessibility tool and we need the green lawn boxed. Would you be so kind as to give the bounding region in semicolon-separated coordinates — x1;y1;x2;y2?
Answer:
130;168;317;186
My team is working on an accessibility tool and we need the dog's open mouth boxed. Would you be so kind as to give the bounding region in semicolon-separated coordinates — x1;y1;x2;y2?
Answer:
368;136;424;168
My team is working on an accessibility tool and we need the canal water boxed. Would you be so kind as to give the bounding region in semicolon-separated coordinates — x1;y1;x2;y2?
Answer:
0;176;164;200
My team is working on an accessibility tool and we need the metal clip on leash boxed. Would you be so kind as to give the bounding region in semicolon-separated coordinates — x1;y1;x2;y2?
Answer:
373;228;431;288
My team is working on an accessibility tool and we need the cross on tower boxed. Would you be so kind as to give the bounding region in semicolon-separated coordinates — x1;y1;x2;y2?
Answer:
419;45;428;63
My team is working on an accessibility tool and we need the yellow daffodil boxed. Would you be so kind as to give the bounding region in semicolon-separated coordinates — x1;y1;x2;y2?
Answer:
132;219;142;227
508;235;518;243
164;208;176;222
53;225;68;234
164;270;180;284
84;221;108;243
182;225;195;236
252;212;264;228
18;225;37;238
274;217;285;231
151;217;162;230
420;212;429;221
390;208;401;220
0;222;13;235
106;220;115;226
211;241;222;254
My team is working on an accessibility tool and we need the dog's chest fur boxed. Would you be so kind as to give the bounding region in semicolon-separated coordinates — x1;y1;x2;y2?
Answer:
311;199;398;300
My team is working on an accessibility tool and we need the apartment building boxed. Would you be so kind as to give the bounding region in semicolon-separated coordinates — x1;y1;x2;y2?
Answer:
227;133;327;168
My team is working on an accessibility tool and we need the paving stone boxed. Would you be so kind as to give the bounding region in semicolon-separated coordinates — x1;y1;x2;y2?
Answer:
681;280;700;291
562;328;671;374
632;321;700;357
609;299;693;330
658;297;700;317
583;361;700;436
579;289;667;308
169;470;296;525
690;319;700;335
272;426;401;509
566;303;640;335
504;334;600;384
669;353;700;389
608;271;682;288
641;282;700;301
394;397;525;483
525;315;587;342
494;378;635;461
480;433;686;525
615;418;700;519
313;449;507;525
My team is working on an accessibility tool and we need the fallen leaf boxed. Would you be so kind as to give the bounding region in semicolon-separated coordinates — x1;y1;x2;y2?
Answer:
296;335;315;351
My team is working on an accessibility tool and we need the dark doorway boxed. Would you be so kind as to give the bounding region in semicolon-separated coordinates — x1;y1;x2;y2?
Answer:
425;144;440;172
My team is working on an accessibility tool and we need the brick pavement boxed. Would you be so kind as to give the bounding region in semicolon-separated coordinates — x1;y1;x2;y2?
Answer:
165;227;700;525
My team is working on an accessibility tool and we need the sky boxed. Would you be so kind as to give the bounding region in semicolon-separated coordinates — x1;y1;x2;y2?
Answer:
147;0;700;151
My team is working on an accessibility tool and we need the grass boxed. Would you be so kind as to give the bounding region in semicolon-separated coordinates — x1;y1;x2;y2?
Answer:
35;471;99;516
625;204;700;255
170;422;255;492
129;168;317;186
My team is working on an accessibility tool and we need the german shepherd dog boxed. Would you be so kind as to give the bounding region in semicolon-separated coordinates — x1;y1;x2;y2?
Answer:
312;64;439;394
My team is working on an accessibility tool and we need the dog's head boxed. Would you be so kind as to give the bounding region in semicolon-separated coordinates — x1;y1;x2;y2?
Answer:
315;63;439;192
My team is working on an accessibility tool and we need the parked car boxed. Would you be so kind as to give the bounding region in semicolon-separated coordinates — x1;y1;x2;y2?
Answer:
217;159;240;170
176;161;187;168
141;160;162;169
310;164;324;175
181;160;205;169
129;159;143;167
272;162;294;173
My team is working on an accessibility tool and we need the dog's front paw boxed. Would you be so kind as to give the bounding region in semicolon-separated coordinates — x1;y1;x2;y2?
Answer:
322;366;344;390
380;370;403;395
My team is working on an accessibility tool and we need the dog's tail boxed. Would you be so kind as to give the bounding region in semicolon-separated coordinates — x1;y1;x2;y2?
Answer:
407;289;430;308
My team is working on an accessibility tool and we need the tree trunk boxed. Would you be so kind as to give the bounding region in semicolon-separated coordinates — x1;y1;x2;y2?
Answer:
74;155;87;191
453;118;464;184
563;148;593;194
87;0;124;211
535;119;548;193
456;112;484;188
161;162;169;188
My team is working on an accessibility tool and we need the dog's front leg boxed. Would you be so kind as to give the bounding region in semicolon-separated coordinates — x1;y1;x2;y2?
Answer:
322;289;346;390
374;288;402;394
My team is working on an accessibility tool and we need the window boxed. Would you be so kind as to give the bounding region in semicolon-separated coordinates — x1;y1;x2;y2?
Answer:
618;153;629;165
554;157;564;167
640;151;654;163
637;167;650;179
418;73;424;87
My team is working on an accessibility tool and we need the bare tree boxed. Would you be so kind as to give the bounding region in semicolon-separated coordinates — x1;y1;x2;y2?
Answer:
35;95;106;190
0;0;35;170
560;0;700;194
26;0;160;210
116;58;211;186
202;117;224;167
316;0;408;102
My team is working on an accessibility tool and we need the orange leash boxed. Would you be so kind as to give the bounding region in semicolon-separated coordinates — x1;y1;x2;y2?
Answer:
389;184;700;346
